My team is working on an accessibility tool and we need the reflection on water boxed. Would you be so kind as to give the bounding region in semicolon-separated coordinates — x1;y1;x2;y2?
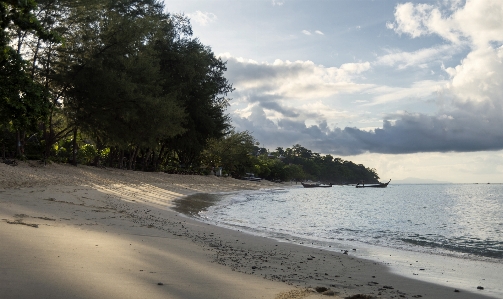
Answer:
172;184;503;298
180;184;503;261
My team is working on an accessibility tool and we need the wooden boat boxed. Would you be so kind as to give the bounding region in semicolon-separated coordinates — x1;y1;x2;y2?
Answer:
301;182;333;188
242;173;261;181
355;179;391;188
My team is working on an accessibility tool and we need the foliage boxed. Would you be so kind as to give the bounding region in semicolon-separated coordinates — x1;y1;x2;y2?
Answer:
201;130;256;177
156;35;233;166
201;139;380;184
0;0;54;157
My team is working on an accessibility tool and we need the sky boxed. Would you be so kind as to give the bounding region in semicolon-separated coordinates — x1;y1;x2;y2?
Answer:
163;0;503;183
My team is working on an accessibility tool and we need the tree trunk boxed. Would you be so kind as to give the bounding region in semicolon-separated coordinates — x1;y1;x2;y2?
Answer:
142;148;151;171
154;144;165;171
43;122;49;161
72;127;77;166
93;136;103;167
108;147;116;167
119;150;124;169
128;146;139;170
16;131;22;158
21;131;26;157
31;37;42;78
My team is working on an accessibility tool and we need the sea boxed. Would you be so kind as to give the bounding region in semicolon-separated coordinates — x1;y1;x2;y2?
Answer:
174;183;503;296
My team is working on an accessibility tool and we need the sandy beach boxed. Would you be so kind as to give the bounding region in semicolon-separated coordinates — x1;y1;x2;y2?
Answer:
0;162;498;299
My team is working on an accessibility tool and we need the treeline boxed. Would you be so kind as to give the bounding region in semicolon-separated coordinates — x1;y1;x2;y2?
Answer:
1;0;380;184
203;133;380;184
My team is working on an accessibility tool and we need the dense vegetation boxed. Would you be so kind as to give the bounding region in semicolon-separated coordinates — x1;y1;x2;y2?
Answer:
1;0;380;184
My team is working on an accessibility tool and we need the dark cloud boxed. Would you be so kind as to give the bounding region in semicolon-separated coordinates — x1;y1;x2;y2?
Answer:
224;57;309;84
238;93;300;118
232;105;503;155
223;51;503;156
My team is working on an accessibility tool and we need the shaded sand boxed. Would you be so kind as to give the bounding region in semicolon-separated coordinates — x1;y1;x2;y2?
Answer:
0;162;498;299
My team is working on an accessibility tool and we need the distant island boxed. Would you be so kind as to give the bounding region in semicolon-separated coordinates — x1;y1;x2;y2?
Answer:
392;177;452;184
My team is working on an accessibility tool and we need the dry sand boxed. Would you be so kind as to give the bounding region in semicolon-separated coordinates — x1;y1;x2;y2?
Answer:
0;162;498;299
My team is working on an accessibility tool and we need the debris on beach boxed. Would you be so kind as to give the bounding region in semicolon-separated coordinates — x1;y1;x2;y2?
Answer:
322;289;336;296
314;286;328;293
5;219;38;228
344;294;375;299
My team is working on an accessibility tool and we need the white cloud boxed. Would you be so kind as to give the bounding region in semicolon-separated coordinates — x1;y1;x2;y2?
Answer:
340;62;371;74
392;3;439;39
222;54;373;100
315;30;324;35
375;44;459;69
391;0;503;47
389;1;503;107
302;30;311;35
368;80;446;106
187;11;217;26
220;54;376;143
445;46;503;104
272;0;284;6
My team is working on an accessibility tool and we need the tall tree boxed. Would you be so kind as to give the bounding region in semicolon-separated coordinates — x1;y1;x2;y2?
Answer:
156;22;234;166
58;0;186;160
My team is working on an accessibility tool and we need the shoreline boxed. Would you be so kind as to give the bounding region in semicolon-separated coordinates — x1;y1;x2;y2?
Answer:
176;190;503;299
0;162;499;298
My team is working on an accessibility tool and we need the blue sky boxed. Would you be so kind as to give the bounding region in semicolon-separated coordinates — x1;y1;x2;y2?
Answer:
164;0;503;183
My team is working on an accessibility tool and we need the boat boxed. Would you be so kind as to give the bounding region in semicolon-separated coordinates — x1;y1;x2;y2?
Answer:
301;182;333;188
242;173;261;181
355;179;391;188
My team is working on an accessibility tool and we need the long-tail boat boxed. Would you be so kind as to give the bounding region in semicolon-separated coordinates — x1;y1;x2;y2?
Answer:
301;182;333;188
355;179;391;188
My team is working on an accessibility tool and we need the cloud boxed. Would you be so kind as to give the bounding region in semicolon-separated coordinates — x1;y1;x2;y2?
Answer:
220;53;376;147
222;1;503;156
221;54;373;100
368;80;447;106
223;46;503;155
375;44;460;69
302;30;311;35
445;46;503;104
187;11;217;26
272;0;284;6
389;1;503;106
315;30;324;35
234;105;503;155
390;0;503;47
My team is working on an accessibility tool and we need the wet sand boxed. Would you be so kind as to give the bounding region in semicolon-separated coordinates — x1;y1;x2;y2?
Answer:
0;162;498;298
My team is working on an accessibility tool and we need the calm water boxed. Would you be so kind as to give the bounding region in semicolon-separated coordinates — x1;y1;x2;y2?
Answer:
179;184;503;261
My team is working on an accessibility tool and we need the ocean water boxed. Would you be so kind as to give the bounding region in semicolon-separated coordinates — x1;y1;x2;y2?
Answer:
177;184;503;261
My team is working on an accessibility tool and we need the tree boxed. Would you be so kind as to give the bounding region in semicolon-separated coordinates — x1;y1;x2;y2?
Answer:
53;0;187;165
156;28;234;166
201;130;256;177
0;0;55;157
